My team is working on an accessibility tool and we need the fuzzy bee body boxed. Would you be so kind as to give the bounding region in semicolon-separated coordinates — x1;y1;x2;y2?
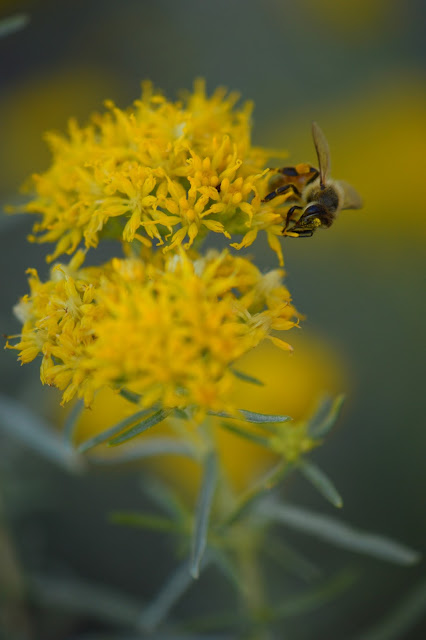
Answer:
263;123;362;237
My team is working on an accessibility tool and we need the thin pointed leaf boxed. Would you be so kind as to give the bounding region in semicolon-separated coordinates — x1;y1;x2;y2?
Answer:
220;461;293;530
77;407;154;453
119;388;143;404
209;548;247;595
209;409;292;424
308;394;345;439
109;409;172;446
173;407;190;420
219;418;281;436
190;453;218;579
0;13;29;38
181;573;354;632
141;476;189;522
230;368;264;386
63;399;85;445
307;394;333;429
109;512;186;535
298;459;343;508
272;569;356;620
88;438;197;465
258;501;421;566
0;394;85;473
358;579;426;640
29;574;141;627
262;535;321;583
219;422;270;447
139;557;210;632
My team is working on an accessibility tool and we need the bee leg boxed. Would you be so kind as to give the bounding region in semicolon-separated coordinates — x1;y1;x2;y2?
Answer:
262;183;301;203
289;229;315;238
278;165;320;184
299;204;333;228
299;204;325;220
284;205;303;232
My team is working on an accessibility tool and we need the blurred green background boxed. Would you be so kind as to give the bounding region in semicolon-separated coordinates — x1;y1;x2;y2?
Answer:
0;0;425;638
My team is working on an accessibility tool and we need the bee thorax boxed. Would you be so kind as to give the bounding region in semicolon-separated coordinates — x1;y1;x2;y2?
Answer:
305;184;340;213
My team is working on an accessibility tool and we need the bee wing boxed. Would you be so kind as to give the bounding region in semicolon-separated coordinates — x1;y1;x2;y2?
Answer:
338;180;363;210
312;122;331;187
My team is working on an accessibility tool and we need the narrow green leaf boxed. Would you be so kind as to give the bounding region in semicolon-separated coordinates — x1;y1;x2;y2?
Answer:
358;579;426;640
77;407;154;453
173;407;190;420
262;535;321;583
219;418;281;436
190;452;218;579
88;437;196;465
298;459;343;508
141;476;189;522
109;512;186;535
258;501;421;566
209;409;292;424
0;14;29;38
108;409;172;446
219;461;293;530
29;574;141;627
307;394;333;427
119;388;143;404
230;368;264;386
0;394;85;473
181;571;354;633
272;569;356;620
138;558;209;632
63;399;84;446
209;548;248;596
219;421;270;447
308;394;345;439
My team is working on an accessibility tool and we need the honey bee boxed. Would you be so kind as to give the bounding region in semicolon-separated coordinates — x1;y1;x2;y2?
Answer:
263;122;362;237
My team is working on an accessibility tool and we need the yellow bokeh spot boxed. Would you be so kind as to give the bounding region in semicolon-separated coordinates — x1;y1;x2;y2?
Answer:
0;66;119;194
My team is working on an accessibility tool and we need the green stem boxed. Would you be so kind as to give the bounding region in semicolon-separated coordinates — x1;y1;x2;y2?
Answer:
218;460;293;531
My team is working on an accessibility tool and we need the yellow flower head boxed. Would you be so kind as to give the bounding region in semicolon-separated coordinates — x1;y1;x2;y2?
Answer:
18;80;289;264
8;248;298;417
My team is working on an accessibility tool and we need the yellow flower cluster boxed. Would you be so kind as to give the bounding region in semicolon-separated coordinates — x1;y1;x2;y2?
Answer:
20;79;289;265
7;80;304;427
8;249;298;416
